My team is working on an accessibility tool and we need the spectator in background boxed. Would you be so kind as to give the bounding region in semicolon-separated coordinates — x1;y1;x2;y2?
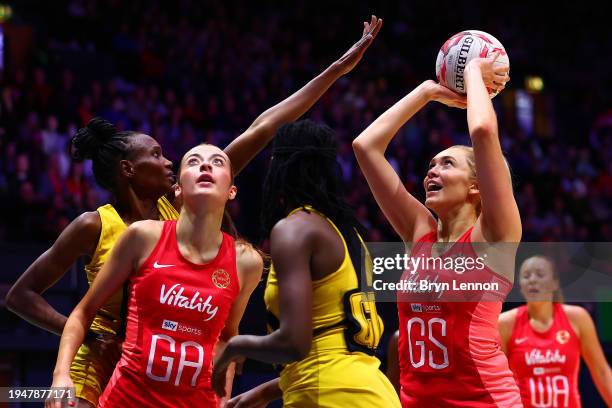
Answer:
0;1;609;244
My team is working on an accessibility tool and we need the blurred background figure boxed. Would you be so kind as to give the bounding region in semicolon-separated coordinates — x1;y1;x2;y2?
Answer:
499;256;612;407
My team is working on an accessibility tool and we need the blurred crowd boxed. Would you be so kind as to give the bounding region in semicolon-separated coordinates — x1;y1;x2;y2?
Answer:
0;0;610;243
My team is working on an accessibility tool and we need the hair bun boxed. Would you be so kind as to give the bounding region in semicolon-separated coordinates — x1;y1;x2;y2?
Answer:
71;117;117;161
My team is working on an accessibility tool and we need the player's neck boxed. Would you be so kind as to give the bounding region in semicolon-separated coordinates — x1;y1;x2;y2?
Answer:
175;206;224;263
436;205;477;242
114;189;159;224
527;301;554;326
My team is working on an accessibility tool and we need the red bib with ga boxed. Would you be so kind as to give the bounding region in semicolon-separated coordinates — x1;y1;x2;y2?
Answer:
99;220;239;407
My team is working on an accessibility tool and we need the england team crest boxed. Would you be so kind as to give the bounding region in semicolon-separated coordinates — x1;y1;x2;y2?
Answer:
556;329;570;344
212;269;231;289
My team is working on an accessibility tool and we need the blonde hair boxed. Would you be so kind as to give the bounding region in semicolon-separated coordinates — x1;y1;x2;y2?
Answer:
448;145;513;215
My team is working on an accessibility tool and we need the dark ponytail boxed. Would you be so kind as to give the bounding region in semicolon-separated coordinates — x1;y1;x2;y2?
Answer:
71;117;137;192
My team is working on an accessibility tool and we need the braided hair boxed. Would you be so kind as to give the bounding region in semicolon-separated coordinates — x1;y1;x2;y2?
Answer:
261;119;365;271
71;117;138;193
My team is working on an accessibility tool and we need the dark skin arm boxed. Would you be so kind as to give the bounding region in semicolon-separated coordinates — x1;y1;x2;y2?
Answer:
47;221;160;408
223;15;382;176
386;330;400;394
168;17;382;211
226;378;282;408
5;211;101;335
211;215;316;397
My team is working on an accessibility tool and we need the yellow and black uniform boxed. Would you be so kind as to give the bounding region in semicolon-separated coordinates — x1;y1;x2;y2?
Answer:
264;206;400;408
70;196;179;406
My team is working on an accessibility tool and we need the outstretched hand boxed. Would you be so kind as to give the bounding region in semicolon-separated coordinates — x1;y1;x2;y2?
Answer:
212;355;231;398
334;15;383;75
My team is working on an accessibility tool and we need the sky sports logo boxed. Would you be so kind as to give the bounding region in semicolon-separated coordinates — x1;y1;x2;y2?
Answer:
410;303;442;313
162;319;202;336
162;319;178;331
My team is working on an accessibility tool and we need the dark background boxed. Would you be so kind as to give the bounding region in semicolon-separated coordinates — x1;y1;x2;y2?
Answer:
0;1;610;406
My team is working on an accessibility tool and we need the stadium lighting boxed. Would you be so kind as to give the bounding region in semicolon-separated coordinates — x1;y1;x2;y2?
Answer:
525;75;544;93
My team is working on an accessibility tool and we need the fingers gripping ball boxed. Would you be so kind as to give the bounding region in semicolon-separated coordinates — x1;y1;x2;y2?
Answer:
436;30;509;97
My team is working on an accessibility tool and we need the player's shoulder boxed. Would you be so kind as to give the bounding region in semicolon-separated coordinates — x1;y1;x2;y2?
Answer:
498;307;519;327
273;209;334;242
235;239;264;288
235;240;264;270
561;304;594;339
126;219;166;241
129;218;164;230
270;212;318;245
562;304;591;322
498;307;520;346
275;209;319;228
72;210;102;233
51;211;102;256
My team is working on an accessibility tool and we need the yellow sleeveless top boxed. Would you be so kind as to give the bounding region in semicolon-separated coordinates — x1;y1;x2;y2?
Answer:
263;207;401;407
87;196;179;334
264;205;384;359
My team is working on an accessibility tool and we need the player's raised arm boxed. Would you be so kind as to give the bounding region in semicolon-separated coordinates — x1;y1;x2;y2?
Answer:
464;53;519;243
224;16;382;175
353;80;466;242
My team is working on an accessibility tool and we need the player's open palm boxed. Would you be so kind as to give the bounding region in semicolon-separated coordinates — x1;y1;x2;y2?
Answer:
335;15;383;75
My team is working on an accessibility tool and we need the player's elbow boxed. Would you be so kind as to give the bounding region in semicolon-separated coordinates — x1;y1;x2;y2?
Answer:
220;325;239;343
352;138;367;155
469;122;497;141
352;138;373;164
5;284;25;314
280;332;311;361
353;137;384;162
247;117;275;139
287;342;311;361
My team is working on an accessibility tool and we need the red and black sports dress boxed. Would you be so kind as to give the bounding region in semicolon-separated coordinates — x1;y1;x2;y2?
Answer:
98;220;239;407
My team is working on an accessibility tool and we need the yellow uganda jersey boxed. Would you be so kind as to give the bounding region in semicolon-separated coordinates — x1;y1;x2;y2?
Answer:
263;206;400;408
70;195;179;405
87;195;179;334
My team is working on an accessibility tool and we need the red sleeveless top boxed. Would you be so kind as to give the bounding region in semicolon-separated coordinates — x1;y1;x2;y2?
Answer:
99;220;239;407
508;304;581;408
397;227;522;407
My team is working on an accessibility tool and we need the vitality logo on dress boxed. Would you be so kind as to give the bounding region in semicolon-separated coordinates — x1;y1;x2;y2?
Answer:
159;283;219;321
524;349;567;366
